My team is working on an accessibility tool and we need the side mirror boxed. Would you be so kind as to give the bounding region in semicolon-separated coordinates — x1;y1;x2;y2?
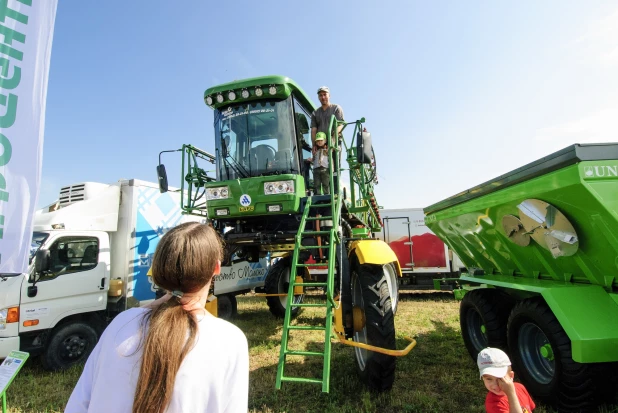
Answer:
27;285;38;297
156;164;169;193
356;131;373;164
34;249;50;273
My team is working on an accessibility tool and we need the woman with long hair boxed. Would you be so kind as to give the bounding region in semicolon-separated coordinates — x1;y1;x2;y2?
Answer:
65;222;249;413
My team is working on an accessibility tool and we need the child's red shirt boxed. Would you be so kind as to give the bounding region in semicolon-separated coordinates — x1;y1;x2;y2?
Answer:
485;382;535;412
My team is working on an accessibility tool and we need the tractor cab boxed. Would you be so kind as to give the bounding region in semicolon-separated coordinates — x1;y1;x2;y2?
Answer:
215;97;307;180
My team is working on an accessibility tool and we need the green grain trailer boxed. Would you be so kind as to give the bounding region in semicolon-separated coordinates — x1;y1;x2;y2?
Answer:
424;143;618;411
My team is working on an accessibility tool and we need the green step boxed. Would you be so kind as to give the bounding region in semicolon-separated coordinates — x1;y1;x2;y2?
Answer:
306;216;333;221
310;203;332;208
285;350;325;356
287;325;326;331
298;245;329;250
292;303;327;308
296;263;330;268
280;376;323;385
293;282;327;287
303;230;331;236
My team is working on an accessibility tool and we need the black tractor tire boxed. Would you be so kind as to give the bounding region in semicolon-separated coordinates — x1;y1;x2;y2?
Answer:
264;257;303;318
460;289;511;361
41;322;98;371
217;294;238;320
351;263;397;392
507;298;615;411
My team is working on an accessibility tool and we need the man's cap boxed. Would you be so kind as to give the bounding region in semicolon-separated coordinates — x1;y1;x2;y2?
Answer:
315;132;327;141
317;86;330;94
477;348;511;379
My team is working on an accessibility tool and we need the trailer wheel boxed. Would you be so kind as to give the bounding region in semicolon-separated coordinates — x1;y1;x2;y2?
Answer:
265;257;303;318
507;298;615;410
217;294;238;320
460;289;510;361
351;263;396;392
41;322;98;371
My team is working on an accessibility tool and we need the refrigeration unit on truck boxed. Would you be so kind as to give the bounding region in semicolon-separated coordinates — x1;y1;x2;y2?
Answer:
380;208;463;290
0;179;202;370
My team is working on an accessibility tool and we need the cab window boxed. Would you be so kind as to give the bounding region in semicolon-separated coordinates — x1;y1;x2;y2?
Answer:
44;237;99;279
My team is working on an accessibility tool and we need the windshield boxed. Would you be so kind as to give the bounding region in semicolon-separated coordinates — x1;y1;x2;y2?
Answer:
30;231;49;264
214;97;300;179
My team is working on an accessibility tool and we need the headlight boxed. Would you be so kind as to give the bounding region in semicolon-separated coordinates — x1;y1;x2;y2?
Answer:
228;91;236;101
206;96;213;105
216;94;224;103
264;180;294;195
0;307;19;330
207;187;230;200
269;86;277;95
0;309;7;330
241;89;250;99
255;87;263;97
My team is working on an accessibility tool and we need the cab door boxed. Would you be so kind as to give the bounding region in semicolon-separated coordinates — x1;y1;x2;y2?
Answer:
20;231;110;332
383;217;414;270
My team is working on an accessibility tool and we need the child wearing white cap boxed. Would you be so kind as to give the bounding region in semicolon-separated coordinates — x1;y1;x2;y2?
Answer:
478;348;535;413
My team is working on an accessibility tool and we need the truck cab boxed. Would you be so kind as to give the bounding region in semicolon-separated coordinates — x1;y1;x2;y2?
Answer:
0;179;198;370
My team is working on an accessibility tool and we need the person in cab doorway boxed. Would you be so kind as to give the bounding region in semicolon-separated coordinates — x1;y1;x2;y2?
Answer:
478;347;535;413
311;86;344;191
306;131;330;195
65;222;249;413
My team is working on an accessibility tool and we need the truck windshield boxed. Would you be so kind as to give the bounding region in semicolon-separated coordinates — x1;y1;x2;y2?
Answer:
214;97;299;179
30;231;49;264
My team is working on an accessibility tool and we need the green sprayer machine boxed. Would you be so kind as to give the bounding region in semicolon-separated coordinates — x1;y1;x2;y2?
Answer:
424;143;618;411
157;75;414;392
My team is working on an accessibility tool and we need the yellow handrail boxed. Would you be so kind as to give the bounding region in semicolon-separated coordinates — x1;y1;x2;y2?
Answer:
336;335;417;357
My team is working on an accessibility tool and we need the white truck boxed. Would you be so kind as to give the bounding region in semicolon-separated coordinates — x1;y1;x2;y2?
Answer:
0;179;203;370
380;208;463;290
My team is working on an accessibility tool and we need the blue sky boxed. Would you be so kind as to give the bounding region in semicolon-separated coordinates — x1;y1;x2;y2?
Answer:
40;1;618;209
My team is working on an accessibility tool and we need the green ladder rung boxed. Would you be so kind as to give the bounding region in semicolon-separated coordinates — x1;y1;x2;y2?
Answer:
293;282;327;287
285;350;325;356
296;263;330;268
287;325;326;331
306;216;333;221
309;203;332;208
292;303;328;308
298;245;329;250
303;230;330;235
280;376;323;385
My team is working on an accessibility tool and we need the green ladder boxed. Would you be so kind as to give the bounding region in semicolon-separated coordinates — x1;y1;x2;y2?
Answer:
275;194;341;392
276;116;344;392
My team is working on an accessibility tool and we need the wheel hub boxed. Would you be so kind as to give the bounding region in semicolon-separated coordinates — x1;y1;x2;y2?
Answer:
540;343;554;361
352;305;366;333
63;336;86;359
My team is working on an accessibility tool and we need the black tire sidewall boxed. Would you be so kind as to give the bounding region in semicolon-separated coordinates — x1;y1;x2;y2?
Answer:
459;289;509;361
264;257;302;318
353;263;396;392
217;294;238;320
42;322;98;371
507;299;561;401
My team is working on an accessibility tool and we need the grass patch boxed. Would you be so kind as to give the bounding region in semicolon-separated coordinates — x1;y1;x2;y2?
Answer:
3;291;618;412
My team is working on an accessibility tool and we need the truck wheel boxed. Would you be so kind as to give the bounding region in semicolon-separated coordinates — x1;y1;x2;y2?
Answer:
351;263;396;392
217;294;238;320
265;257;303;318
507;298;615;410
460;289;509;361
41;322;98;371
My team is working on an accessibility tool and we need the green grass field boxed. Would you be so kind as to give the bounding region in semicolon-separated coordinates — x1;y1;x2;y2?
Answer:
4;291;618;412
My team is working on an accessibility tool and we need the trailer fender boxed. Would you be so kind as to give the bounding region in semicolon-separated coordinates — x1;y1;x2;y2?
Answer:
349;240;402;276
540;285;618;363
